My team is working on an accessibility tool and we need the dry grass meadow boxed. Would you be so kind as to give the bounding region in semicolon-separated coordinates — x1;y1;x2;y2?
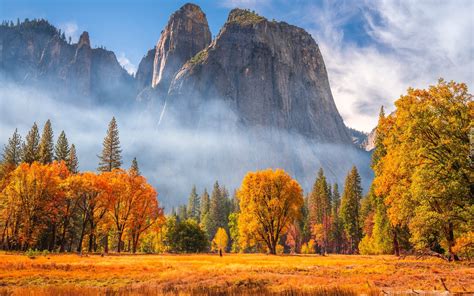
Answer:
0;252;473;295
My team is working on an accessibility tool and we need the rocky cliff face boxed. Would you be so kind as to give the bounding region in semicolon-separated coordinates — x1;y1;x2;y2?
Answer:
136;48;156;90
168;9;352;143
362;128;376;151
151;3;211;92
0;19;134;103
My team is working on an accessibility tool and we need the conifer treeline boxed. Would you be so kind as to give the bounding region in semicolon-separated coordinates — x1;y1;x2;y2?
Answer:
0;118;162;253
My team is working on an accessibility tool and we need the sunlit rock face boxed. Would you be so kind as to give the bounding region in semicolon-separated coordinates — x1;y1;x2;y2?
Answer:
169;9;352;144
151;3;211;93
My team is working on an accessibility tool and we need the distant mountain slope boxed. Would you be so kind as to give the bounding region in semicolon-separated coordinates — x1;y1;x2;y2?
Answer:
0;19;135;104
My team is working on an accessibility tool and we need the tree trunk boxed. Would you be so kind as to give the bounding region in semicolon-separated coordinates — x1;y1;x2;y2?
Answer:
446;223;459;261
117;231;122;253
88;219;95;253
104;234;109;254
393;228;400;256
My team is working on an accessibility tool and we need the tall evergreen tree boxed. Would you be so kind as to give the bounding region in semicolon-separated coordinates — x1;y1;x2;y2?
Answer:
330;183;343;253
200;189;210;221
199;188;211;238
130;157;140;175
98;117;122;172
21;122;40;164
340;166;363;253
308;168;331;225
1;129;22;166
54;131;69;162
67;144;79;174
187;185;200;221
208;181;228;238
38;119;54;164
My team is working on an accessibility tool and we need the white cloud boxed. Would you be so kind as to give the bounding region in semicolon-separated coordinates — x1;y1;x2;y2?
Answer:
58;21;79;43
118;53;137;75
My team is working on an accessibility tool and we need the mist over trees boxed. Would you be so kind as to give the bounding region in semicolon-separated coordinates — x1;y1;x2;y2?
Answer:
0;80;472;260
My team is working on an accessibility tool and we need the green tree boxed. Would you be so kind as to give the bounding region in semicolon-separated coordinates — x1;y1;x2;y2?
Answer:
209;181;227;238
1;129;22;167
38;119;54;164
54;131;69;162
67;144;79;174
228;212;240;252
340;166;363;253
308;168;331;254
130;157;140;175
330;183;343;253
165;218;208;253
98;117;122;172
187;185;200;221
21;122;40;164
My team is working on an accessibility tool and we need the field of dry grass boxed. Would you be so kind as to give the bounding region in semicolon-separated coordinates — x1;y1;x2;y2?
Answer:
0;252;473;295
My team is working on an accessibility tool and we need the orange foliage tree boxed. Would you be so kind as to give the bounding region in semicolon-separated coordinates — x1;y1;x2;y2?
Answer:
237;169;303;254
0;161;67;250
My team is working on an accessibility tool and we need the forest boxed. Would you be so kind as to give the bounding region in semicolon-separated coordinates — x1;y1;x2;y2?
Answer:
0;80;472;261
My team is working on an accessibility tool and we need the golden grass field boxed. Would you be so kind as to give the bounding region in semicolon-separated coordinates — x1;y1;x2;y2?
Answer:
0;252;473;295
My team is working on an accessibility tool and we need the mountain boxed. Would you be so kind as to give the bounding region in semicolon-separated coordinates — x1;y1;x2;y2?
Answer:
0;19;135;104
0;5;373;206
167;9;352;143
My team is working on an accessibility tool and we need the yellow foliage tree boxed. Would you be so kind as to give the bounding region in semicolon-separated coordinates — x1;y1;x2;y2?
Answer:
237;169;303;254
212;227;228;254
374;80;473;260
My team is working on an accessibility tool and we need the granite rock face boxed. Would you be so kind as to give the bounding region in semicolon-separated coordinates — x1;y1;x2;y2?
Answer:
151;3;211;92
0;19;134;103
168;9;352;144
136;48;156;90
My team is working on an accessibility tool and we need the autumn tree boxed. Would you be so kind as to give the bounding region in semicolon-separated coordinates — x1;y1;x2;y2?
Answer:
238;169;303;254
21;122;40;164
39;119;54;164
340;166;363;253
0;162;66;250
212;227;228;255
128;174;163;253
374;80;473;260
98;117;122;172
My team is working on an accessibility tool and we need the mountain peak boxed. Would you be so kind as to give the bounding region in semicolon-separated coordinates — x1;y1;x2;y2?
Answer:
227;8;266;25
78;31;90;48
150;2;211;90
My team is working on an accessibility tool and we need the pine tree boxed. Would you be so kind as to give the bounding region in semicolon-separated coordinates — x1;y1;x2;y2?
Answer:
130;157;140;175
308;168;331;225
38;119;54;164
67;144;79;174
200;188;210;221
21;122;40;164
98;117;122;172
330;183;343;253
54;131;69;162
1;129;22;166
209;181;227;238
187;185;200;221
340;166;363;253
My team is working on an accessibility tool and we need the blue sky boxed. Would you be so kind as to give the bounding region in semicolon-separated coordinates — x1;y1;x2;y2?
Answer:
1;0;473;131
